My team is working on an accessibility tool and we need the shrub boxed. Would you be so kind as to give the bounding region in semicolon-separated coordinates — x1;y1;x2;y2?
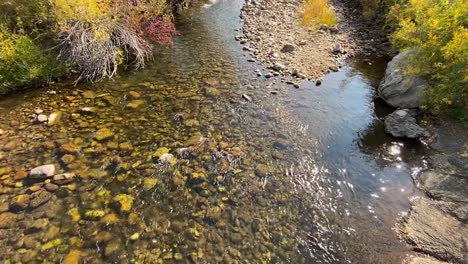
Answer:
301;0;337;28
50;0;176;82
0;26;64;92
389;0;467;118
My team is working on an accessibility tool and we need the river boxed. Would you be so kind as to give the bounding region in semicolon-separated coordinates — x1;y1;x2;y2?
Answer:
0;0;429;263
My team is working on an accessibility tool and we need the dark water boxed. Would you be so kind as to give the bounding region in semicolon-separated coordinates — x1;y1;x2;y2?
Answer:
0;0;429;263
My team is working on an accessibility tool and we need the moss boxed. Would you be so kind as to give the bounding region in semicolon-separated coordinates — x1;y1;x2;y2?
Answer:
142;178;158;191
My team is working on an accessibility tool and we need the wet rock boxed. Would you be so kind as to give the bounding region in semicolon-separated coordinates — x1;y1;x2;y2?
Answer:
280;44;295;53
142;178;158;191
206;87;221;97
80;107;98;114
378;50;428;108
82;90;96;99
185;135;204;146
129;233;140;241
47;111;62;126
159;153;177;165
10;194;31;211
29;190;53;209
129;91;141;98
104;240;122;257
206;206;222;221
126;99;145;109
23;236;40;249
34;109;43;115
255;164;270;177
14;170;28;181
52;173;76;185
95;128;114;141
185;119;200;127
29;164;55;179
61;154;75;165
63;250;84;264
44;183;59;192
0;166;12;175
84;210;105;220
41;238;62;252
119;142;134;152
4;139;21;151
36;114;48;123
400;198;468;263
154;147;170;158
332;44;343;54
60;143;81;154
384;109;430;138
113;194;134;213
0;212;16;228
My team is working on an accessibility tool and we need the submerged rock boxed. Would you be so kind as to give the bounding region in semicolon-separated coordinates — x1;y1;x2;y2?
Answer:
10;194;31;211
0;212;16;228
95;128;114;141
47;111;62;126
29;164;55;179
378;51;428;108
29;190;53;208
113;194;134;213
159;153;177;165
52;173;76;185
384;109;429;138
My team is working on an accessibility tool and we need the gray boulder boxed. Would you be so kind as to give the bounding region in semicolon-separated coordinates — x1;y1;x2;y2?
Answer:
378;51;428;108
384;109;430;138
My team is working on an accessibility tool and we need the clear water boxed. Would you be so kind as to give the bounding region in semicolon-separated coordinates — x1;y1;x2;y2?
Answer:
0;1;429;263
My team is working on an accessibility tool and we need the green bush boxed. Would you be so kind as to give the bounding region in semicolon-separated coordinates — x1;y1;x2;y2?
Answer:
389;0;467;118
0;27;64;92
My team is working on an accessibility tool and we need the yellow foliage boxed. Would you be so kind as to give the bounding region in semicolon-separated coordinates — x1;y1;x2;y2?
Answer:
50;0;112;26
301;0;337;28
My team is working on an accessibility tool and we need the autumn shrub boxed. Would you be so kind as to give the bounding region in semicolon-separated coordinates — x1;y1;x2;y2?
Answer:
389;0;467;118
50;0;176;82
301;0;337;28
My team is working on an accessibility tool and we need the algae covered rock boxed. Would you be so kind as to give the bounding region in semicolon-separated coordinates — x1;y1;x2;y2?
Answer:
113;194;134;213
143;178;158;191
95;128;114;141
84;210;105;220
154;147;170;158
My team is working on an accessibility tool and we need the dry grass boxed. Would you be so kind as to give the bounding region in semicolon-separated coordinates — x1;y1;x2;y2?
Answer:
301;0;337;28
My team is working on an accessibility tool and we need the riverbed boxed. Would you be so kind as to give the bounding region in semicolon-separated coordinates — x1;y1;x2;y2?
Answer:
0;1;429;263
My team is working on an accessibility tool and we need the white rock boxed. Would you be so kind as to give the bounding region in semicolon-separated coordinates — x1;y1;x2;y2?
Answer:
30;164;55;178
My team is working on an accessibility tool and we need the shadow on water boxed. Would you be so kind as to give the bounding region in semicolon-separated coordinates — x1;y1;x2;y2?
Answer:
0;0;430;263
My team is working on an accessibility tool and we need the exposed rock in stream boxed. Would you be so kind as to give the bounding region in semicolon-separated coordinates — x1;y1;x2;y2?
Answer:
384;109;429;138
378;51;428;109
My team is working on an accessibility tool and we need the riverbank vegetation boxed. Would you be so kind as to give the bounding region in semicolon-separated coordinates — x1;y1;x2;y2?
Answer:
302;0;467;118
301;0;337;28
0;0;180;92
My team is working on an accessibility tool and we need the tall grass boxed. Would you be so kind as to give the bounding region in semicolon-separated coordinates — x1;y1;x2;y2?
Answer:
301;0;337;28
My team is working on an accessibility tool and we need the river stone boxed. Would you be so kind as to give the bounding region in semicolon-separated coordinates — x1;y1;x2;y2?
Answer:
10;194;31;211
400;198;468;263
45;183;59;192
159;153;177;165
95;128;114;141
126;99;145;109
0;212;17;228
272;63;286;71
29;164;55;179
82;90;96;99
29;190;53;208
154;147;170;158
47;111;62;126
60;143;81;154
384;109;430;138
280;44;295;53
37;114;48;123
52;173;76;185
378;50;428;108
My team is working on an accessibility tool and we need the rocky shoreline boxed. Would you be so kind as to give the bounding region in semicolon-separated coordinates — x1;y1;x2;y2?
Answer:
238;0;389;82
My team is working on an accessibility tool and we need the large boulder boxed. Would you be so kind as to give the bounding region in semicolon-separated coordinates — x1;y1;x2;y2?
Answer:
378;50;428;108
384;109;430;138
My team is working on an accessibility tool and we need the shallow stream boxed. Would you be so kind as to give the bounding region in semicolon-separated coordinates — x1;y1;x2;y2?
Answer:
0;1;429;263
